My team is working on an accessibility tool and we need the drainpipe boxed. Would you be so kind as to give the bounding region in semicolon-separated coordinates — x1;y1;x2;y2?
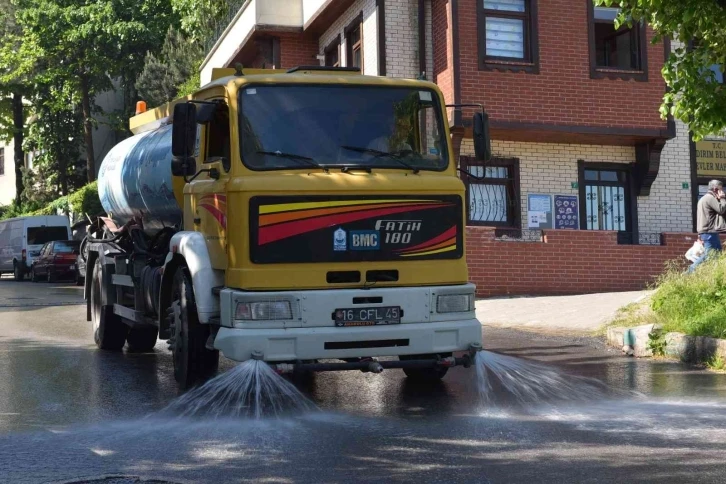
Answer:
418;0;426;80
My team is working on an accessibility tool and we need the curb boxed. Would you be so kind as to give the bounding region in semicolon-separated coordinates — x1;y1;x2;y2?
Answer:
606;324;726;363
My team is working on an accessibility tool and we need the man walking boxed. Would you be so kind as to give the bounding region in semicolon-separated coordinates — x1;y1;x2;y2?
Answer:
690;179;726;272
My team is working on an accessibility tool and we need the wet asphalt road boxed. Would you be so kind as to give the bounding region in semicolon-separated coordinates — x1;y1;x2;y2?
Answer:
1;277;726;483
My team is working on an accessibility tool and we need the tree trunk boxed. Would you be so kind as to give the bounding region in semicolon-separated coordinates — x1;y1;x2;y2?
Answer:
80;75;96;182
12;92;24;205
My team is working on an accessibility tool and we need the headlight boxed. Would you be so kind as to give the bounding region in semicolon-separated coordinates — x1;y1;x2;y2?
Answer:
436;294;474;313
235;301;293;320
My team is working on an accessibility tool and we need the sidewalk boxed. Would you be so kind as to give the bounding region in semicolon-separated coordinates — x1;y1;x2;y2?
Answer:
475;290;651;335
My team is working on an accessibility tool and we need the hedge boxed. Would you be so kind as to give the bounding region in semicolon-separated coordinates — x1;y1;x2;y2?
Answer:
0;181;104;222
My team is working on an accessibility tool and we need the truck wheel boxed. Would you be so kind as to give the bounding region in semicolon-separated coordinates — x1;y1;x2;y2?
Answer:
126;326;158;352
399;354;450;381
168;265;219;389
91;258;127;350
13;263;24;282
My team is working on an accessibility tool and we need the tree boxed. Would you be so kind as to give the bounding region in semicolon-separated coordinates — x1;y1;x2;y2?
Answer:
594;0;726;140
137;27;205;107
9;0;175;181
171;0;235;43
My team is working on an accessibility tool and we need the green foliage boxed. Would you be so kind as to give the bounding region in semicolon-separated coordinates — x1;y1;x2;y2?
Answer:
593;0;726;140
171;0;235;43
137;27;204;107
650;253;726;339
68;181;103;217
0;181;102;221
706;354;726;371
647;327;667;357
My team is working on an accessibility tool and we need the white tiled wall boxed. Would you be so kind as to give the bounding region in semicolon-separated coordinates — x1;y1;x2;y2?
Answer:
0;140;16;207
638;120;693;233
384;0;419;78
318;0;379;76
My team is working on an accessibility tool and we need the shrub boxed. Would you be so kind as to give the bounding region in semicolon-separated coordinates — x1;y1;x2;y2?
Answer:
651;253;726;339
0;182;103;222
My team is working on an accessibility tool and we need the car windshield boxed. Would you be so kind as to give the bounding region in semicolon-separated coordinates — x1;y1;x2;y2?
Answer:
53;241;79;253
239;84;448;171
26;226;68;245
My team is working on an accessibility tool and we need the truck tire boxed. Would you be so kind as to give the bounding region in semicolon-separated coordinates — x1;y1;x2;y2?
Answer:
13;263;24;282
399;354;449;381
126;326;158;352
168;264;219;389
91;258;127;350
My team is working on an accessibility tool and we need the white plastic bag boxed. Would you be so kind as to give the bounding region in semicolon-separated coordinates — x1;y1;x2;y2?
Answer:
685;241;705;262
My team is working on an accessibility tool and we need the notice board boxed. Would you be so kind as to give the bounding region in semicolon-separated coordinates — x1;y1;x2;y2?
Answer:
554;195;579;230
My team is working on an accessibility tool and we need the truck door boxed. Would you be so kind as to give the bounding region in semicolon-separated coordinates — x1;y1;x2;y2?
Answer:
188;98;230;270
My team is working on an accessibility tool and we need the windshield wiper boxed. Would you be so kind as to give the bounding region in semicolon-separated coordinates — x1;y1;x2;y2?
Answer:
256;150;327;170
340;145;420;174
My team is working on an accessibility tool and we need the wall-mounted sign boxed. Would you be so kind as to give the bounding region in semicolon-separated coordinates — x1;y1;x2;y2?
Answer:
695;140;726;178
554;195;579;230
527;194;553;229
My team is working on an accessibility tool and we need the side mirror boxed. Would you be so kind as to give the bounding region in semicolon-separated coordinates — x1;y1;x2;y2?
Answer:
473;112;491;162
171;156;197;177
171;103;197;158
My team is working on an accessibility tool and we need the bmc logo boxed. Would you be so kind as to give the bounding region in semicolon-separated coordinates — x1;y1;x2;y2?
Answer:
350;230;380;250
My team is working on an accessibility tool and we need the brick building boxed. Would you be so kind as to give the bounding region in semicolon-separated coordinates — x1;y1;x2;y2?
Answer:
201;0;699;295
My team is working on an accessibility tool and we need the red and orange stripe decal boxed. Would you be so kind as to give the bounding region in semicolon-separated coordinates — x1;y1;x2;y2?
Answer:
198;194;227;230
396;226;457;257
257;199;453;245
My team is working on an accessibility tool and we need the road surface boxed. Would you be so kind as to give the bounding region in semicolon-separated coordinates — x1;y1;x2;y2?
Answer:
1;277;725;483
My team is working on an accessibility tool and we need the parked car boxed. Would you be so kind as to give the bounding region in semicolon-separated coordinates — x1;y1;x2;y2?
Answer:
74;237;88;286
30;240;80;283
0;216;72;281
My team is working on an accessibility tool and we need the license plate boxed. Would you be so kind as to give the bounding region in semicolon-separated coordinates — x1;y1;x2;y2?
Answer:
335;306;401;327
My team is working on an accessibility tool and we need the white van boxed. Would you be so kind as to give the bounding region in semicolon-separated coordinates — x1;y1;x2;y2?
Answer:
0;216;72;281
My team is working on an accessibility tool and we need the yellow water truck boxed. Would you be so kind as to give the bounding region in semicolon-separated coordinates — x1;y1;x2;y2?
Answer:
86;66;489;388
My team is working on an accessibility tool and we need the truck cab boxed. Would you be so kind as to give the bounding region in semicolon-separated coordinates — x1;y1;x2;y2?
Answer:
90;66;488;388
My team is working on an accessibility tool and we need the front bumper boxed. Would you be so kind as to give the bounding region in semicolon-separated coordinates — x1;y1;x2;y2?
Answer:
214;318;483;362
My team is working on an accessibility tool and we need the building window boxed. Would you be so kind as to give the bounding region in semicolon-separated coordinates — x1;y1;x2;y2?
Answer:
324;36;341;67
0;148;4;176
345;13;363;69
578;163;634;233
588;4;647;80
461;157;521;227
477;0;539;72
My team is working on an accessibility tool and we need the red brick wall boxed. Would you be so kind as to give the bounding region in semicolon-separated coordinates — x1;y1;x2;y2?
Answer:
467;227;698;297
432;0;454;106
455;0;668;130
279;33;319;69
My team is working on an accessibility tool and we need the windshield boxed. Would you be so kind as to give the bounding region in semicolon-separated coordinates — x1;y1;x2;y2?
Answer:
26;226;69;245
239;85;448;171
53;241;79;253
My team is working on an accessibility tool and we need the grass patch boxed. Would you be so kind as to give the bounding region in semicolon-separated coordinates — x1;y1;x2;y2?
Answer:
706;354;726;371
650;253;726;339
598;298;660;336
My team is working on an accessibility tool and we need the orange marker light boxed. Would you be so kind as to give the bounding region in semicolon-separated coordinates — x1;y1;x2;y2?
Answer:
135;101;147;115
